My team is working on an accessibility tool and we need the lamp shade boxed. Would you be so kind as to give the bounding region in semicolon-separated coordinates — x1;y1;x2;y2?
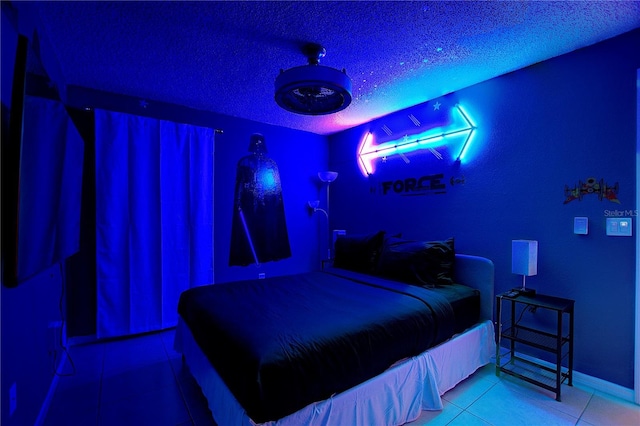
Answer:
512;240;538;276
318;171;338;183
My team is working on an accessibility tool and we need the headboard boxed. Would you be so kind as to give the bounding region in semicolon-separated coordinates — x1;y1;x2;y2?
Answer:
454;254;495;322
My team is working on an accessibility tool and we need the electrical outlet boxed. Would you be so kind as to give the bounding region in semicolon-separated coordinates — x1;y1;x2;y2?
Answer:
48;320;62;354
258;273;266;279
9;382;16;416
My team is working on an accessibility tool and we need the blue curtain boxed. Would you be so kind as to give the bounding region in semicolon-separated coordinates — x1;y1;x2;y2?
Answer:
95;110;214;339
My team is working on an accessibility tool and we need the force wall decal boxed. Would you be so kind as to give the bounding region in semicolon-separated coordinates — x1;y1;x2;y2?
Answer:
373;173;466;196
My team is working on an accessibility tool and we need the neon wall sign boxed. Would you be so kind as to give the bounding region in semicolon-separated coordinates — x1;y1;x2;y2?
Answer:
357;104;477;176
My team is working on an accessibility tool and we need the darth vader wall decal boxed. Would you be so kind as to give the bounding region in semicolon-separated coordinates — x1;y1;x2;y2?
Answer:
229;134;291;266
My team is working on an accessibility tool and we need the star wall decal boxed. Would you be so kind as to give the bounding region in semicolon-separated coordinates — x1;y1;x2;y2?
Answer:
433;101;441;110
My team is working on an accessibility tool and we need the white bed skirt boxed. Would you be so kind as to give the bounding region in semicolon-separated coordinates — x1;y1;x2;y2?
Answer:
174;319;495;426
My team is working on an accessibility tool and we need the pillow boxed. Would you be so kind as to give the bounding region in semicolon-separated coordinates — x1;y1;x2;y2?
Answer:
333;231;386;273
377;237;455;287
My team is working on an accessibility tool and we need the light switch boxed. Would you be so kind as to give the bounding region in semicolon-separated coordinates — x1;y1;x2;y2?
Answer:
606;217;632;236
574;217;588;235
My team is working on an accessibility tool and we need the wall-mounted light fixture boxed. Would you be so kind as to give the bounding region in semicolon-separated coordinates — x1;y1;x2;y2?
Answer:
512;240;538;295
357;104;476;176
307;200;327;218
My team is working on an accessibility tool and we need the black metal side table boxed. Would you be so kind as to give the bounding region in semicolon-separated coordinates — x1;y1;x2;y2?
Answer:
495;291;574;401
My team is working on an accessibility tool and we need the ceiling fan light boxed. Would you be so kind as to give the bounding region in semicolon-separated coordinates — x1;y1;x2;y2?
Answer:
275;65;352;115
275;43;352;116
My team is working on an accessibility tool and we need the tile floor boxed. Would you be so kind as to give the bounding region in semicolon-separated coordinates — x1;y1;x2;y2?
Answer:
44;328;640;426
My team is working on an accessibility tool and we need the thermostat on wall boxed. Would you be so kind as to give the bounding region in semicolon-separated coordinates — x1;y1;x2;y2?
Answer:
606;217;632;237
573;217;588;235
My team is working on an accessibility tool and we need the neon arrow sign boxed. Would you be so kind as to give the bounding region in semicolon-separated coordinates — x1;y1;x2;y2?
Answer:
357;104;477;176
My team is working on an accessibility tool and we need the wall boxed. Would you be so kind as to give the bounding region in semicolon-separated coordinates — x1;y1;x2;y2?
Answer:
328;29;640;389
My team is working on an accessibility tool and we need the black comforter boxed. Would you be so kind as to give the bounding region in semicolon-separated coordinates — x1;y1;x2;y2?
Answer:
177;268;478;423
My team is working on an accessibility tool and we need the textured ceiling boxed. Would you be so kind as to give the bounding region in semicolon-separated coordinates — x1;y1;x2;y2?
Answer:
12;1;640;135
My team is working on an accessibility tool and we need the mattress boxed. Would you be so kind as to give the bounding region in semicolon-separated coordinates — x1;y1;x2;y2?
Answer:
177;267;480;423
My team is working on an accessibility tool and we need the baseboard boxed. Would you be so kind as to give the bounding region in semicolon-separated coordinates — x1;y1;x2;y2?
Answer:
572;369;635;402
68;333;98;346
510;352;635;404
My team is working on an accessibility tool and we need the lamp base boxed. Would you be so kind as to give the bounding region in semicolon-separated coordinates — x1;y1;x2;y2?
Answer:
512;287;536;296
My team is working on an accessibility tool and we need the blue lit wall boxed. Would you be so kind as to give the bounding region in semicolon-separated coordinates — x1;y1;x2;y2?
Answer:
328;29;639;389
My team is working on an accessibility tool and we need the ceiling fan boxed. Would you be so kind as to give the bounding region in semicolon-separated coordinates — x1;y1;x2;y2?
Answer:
274;43;352;116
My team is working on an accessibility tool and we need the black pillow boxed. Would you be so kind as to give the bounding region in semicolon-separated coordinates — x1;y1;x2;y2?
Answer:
377;237;455;286
333;231;386;273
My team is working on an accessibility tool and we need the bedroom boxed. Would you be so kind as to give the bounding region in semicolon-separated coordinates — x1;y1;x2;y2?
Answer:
1;1;639;425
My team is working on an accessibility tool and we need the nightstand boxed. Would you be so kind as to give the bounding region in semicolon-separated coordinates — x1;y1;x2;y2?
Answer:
495;291;574;401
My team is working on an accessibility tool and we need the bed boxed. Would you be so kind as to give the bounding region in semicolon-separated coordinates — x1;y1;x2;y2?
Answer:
174;232;495;425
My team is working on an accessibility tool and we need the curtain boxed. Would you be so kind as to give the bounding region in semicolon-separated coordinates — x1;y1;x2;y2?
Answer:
95;110;214;339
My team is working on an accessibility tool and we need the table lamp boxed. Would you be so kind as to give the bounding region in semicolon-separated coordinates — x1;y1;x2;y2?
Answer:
512;239;538;295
